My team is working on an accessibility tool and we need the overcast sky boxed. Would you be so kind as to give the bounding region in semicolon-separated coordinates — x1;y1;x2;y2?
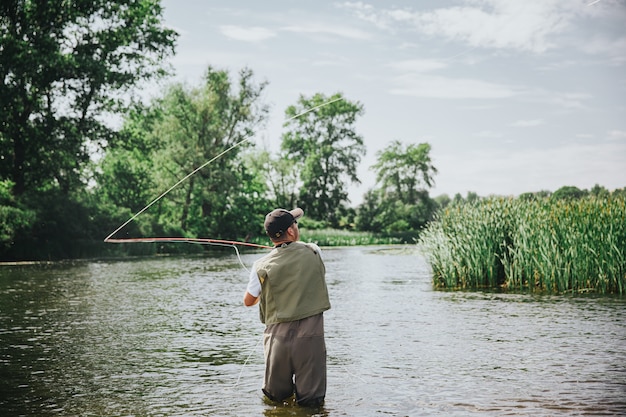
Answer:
154;0;626;205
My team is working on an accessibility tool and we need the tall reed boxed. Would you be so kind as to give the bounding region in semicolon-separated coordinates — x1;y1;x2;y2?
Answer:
419;196;626;294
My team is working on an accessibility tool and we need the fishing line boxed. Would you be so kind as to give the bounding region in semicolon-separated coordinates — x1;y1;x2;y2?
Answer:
104;96;344;259
232;335;264;389
103;97;343;387
103;140;252;242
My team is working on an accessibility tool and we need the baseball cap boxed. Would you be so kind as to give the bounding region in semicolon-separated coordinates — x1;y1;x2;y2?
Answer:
264;208;303;239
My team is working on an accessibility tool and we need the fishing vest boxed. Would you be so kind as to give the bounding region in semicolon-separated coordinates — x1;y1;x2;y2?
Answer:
256;241;331;325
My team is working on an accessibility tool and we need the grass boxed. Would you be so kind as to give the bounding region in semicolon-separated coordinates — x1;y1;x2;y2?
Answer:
249;228;403;247
300;228;403;246
418;196;626;294
238;227;406;250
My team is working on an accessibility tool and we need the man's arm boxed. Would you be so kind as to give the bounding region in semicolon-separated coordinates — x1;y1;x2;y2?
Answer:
244;262;261;307
243;291;259;306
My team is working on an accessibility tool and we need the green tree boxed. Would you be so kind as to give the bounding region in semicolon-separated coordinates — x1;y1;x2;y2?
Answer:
99;66;270;241
371;141;437;205
0;180;35;250
0;0;177;197
612;187;626;198
97;104;162;213
281;93;365;226
466;191;480;203
452;193;464;205
519;190;551;201
0;0;176;260
246;149;299;209
434;194;452;210
590;184;610;198
552;185;587;200
355;189;386;232
358;140;437;234
356;188;436;235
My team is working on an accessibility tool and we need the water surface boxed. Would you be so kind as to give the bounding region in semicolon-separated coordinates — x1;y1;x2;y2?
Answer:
1;246;625;416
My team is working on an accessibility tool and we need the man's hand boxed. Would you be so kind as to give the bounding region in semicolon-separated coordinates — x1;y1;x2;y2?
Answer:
243;291;259;306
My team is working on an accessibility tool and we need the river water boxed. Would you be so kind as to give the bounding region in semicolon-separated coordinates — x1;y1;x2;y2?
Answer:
1;246;625;416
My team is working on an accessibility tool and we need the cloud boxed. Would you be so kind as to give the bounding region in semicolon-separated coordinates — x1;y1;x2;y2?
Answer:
389;73;521;99
338;1;390;30
607;130;626;140
527;91;592;110
387;59;448;72
219;20;372;44
511;119;544;127
431;141;626;196
342;0;592;53
219;25;276;42
580;35;626;65
473;130;503;138
281;23;372;40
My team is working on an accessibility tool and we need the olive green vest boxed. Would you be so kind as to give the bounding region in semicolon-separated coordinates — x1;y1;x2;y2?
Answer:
256;242;331;324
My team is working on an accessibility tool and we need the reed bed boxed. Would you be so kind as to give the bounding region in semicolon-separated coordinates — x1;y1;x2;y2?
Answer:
418;196;626;294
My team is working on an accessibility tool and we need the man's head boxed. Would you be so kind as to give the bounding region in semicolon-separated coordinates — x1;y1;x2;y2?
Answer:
264;208;303;242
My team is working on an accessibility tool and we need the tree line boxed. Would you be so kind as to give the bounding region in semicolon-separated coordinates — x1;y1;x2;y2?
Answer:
1;0;441;260
1;1;623;261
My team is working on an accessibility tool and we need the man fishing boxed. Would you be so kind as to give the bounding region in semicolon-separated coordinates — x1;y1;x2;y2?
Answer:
243;207;331;407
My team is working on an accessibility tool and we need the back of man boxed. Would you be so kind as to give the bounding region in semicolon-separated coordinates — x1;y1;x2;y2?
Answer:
243;208;330;407
256;241;329;324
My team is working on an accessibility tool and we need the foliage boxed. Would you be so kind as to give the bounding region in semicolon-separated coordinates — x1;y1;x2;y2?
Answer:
0;0;177;197
433;194;452;210
97;66;271;243
357;141;437;234
551;185;586;200
372;141;437;204
281;93;365;226
245;149;300;209
96;104;162;212
356;189;389;233
0;180;35;250
419;195;626;294
0;0;176;260
519;190;551;201
300;228;402;247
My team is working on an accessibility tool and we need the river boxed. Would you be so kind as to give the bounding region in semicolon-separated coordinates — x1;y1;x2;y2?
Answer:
1;246;625;416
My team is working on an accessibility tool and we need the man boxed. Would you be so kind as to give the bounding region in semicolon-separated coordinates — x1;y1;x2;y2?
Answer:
243;207;331;407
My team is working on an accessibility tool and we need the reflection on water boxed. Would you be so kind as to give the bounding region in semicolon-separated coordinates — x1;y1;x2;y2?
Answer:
1;247;625;416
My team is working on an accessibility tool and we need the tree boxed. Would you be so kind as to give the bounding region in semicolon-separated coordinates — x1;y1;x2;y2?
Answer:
0;0;177;197
356;187;436;235
551;185;587;200
519;190;551;200
434;194;451;210
97;104;162;213
246;149;300;209
99;66;270;240
355;188;387;232
613;187;626;198
0;180;34;249
466;191;480;203
590;184;610;198
371;141;437;205
281;93;365;226
358;140;437;234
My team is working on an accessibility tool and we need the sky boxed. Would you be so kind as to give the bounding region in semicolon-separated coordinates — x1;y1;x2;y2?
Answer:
152;0;626;206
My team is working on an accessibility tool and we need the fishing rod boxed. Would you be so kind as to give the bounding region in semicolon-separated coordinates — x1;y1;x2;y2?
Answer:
106;238;270;272
105;237;271;249
103;96;343;259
